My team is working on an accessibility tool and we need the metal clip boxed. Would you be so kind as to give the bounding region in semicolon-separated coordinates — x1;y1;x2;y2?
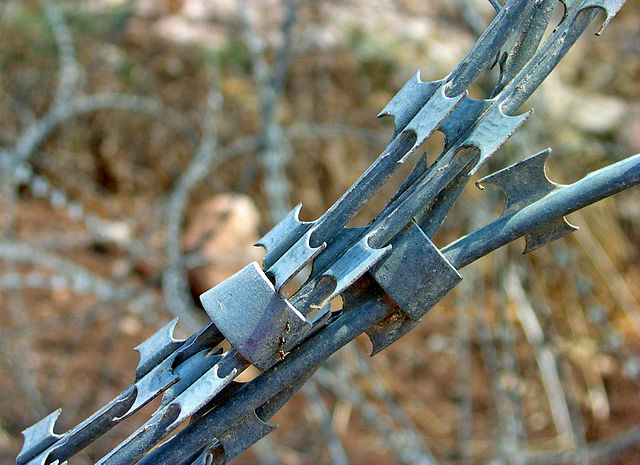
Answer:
366;222;462;354
371;222;461;320
200;262;311;371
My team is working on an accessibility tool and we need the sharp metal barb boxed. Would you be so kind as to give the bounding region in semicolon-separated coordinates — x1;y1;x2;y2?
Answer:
477;149;559;214
444;153;640;269
18;3;637;464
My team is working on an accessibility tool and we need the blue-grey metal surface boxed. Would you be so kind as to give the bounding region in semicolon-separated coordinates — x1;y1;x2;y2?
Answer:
97;358;239;465
477;148;579;252
444;153;640;268
16;411;63;465
139;154;640;465
371;222;462;320
134;318;182;380
201;262;311;370
18;1;638;463
255;203;312;270
218;411;278;462
319;232;391;305
478;148;560;213
18;322;222;465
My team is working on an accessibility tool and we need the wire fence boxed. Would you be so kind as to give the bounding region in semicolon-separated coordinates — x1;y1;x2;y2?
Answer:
0;0;639;464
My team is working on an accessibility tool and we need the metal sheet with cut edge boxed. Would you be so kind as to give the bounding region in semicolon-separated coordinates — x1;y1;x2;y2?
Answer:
477;148;560;214
378;71;441;137
477;149;578;253
438;94;531;176
170;364;238;426
310;226;366;279
371;222;462;321
200;262;311;371
441;97;492;152
561;0;625;33
96;363;237;465
524;217;578;253
255;203;313;270
125;353;180;415
460;104;531;175
17;410;63;465
161;350;222;407
378;72;465;156
265;228;326;294
18;353;182;465
134;318;182;381
403;82;465;157
319;233;391;306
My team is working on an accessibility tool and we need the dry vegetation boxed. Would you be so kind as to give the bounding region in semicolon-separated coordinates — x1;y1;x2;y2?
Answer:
0;0;639;464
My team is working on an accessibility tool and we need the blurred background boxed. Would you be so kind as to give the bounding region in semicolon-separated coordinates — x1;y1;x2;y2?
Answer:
0;0;639;464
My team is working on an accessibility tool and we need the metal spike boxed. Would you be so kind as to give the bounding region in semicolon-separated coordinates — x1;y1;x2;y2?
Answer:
255;203;313;270
17;410;63;465
438;95;531;175
97;364;238;465
378;71;441;137
378;72;465;156
561;0;625;34
119;324;223;421
259;74;462;294
265;228;326;293
218;411;278;462
477;149;578;253
161;350;221;407
524;217;579;253
464;104;532;174
477;148;559;213
310;226;367;278
320;233;391;306
441;97;492;151
134;318;182;380
171;364;238;426
402;81;466;157
125;356;180;417
586;0;625;34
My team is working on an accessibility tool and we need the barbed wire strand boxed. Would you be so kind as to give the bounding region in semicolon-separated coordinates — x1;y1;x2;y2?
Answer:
302;380;350;465
455;276;474;464
162;59;224;333
525;258;591;464
37;0;78;108
239;0;297;223
505;265;575;446
318;356;437;465
494;253;528;465
340;344;436;465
